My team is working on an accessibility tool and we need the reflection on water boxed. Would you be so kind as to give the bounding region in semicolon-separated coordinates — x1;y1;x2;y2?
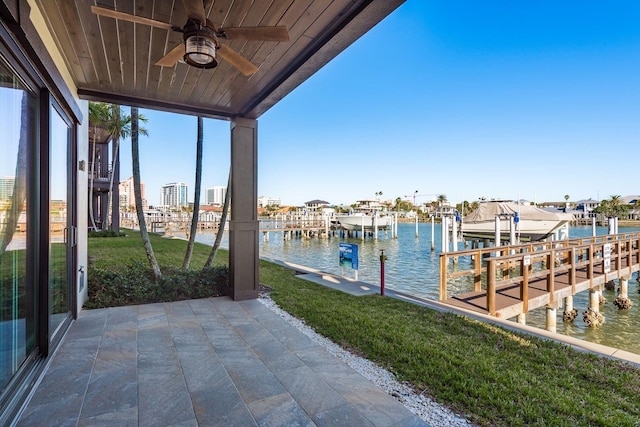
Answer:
194;222;640;355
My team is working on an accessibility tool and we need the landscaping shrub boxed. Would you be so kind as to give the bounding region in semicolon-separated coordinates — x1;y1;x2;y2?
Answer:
86;261;230;308
88;230;127;238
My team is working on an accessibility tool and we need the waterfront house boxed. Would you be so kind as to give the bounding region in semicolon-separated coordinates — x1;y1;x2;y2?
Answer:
304;199;331;212
622;195;640;219
0;1;405;423
574;198;601;218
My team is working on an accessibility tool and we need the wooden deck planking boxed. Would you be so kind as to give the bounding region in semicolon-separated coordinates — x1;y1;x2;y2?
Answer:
442;236;640;319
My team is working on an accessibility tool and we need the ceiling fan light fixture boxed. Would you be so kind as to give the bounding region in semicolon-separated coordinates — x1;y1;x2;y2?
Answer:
184;35;217;68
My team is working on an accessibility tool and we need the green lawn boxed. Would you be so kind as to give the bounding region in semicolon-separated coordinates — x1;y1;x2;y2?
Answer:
89;230;640;427
88;229;227;269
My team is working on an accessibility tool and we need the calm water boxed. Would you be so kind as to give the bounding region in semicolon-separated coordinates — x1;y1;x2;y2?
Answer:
193;222;640;355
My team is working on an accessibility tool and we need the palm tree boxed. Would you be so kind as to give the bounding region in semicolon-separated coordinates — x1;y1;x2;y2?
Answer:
595;195;629;219
458;200;472;216
437;194;447;215
204;170;231;268
183;116;204;269
609;195;628;218
130;106;161;280
97;104;132;231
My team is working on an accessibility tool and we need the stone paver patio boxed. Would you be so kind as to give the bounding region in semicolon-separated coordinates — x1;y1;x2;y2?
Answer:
17;297;428;426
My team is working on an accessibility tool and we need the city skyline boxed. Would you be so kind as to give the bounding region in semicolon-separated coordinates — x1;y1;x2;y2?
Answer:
116;1;640;207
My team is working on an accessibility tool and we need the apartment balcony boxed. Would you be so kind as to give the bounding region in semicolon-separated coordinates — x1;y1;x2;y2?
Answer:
88;164;112;191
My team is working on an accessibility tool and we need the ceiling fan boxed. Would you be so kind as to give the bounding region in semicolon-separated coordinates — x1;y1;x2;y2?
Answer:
90;0;290;76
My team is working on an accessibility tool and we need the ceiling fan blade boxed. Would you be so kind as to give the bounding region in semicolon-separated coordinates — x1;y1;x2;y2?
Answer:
155;43;185;67
181;0;207;23
219;26;290;42
205;19;219;32
217;45;259;76
91;6;174;31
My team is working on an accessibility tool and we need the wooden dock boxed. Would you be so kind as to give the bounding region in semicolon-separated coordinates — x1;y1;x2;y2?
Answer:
260;220;335;240
439;232;640;319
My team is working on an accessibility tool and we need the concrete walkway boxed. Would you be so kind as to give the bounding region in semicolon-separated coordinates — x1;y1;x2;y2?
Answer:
17;297;428;426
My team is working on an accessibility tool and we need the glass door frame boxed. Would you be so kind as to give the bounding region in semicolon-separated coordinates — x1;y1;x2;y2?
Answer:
0;16;80;424
38;94;77;354
0;25;42;423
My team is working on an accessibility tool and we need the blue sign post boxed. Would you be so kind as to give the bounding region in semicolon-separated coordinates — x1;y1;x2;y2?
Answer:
339;243;359;270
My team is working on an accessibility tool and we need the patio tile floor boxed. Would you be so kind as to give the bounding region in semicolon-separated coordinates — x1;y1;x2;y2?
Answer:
16;297;428;426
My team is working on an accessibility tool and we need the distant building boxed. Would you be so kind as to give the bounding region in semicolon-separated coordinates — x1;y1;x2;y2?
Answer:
258;196;281;208
161;182;188;208
119;176;147;210
0;176;15;200
622;195;640;205
206;186;226;205
574;199;600;218
304;199;330;212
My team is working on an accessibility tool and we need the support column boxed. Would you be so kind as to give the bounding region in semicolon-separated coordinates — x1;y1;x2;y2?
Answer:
545;306;557;333
229;118;259;300
614;276;633;310
546;306;557;332
589;289;600;313
562;295;577;321
621;277;628;297
452;217;458;252
517;313;526;325
509;216;516;246
584;288;605;327
374;213;378;240
430;215;435;251
440;216;448;253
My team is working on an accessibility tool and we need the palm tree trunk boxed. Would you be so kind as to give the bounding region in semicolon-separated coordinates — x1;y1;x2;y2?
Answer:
204;169;231;268
104;135;120;230
88;133;98;230
182;116;203;269
131;106;162;280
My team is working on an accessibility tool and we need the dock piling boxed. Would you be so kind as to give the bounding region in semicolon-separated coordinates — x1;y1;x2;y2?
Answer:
589;289;600;314
545;306;557;333
430;215;435;251
584;289;605;327
562;295;577;321
614;276;633;309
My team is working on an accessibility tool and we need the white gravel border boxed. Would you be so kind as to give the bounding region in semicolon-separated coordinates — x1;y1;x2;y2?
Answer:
258;295;474;427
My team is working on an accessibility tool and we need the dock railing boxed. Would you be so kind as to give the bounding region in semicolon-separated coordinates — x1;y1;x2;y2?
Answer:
439;232;640;316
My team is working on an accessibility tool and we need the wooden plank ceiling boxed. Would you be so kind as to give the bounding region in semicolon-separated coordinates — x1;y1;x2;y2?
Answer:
34;0;405;120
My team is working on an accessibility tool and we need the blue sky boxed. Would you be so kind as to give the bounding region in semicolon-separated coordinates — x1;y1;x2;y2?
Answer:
119;1;640;207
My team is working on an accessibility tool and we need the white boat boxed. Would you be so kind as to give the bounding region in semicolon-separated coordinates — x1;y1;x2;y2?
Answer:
462;200;573;242
334;200;393;231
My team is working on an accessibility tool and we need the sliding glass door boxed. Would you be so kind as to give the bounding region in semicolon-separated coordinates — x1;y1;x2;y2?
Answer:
49;105;74;340
0;56;37;392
